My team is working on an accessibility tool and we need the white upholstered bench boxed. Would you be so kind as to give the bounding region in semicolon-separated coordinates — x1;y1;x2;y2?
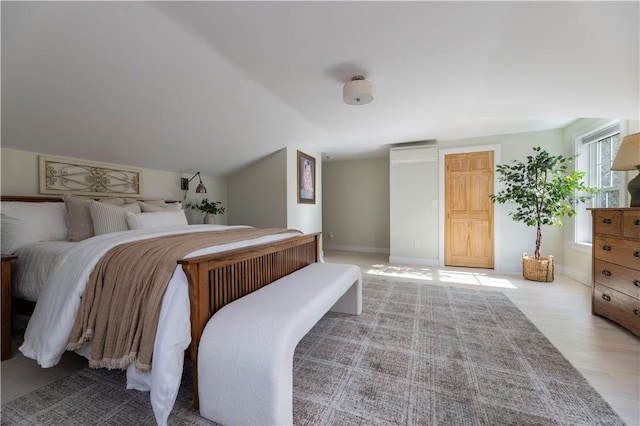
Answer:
198;262;362;426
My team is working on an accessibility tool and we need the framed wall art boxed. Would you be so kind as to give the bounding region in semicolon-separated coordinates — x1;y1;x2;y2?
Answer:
39;155;143;197
297;150;315;204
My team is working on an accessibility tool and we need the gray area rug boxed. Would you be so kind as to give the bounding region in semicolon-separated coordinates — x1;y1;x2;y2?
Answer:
2;278;625;425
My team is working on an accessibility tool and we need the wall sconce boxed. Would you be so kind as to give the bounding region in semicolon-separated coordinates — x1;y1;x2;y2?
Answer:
611;132;640;207
180;172;207;193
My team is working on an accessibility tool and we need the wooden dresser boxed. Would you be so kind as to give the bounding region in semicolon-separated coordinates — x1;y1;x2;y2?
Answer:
590;208;640;336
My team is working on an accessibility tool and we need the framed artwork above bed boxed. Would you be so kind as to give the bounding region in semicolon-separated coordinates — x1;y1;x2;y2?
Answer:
39;155;143;197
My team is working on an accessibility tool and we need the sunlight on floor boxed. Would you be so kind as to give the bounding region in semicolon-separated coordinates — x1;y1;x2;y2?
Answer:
366;264;518;289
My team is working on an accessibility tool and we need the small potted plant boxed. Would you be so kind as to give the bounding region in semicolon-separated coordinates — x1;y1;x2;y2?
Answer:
490;147;595;282
185;198;225;224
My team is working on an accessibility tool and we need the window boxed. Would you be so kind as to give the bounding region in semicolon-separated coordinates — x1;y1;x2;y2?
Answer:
574;121;622;244
590;132;622;208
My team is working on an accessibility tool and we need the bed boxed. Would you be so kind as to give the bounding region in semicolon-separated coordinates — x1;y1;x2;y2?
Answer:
0;195;320;425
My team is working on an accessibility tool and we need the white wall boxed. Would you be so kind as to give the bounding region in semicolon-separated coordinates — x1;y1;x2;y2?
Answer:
390;157;439;264
180;172;228;225
227;149;287;228
227;145;322;236
385;128;573;273
323;158;389;253
0;147;228;225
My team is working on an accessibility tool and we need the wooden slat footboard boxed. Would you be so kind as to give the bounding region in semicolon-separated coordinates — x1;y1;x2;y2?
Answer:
178;232;320;409
1;196;320;411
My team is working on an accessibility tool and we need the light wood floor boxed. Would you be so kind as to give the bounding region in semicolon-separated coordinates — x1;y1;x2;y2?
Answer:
2;250;639;425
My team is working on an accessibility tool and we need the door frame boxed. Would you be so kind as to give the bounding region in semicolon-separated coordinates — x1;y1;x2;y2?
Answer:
438;144;503;269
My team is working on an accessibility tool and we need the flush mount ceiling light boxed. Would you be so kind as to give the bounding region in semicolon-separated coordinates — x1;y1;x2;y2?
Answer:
343;75;373;105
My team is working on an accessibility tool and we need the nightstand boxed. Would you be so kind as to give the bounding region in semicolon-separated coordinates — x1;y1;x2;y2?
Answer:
2;254;16;361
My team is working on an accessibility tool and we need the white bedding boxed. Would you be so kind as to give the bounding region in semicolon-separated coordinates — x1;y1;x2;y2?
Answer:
19;224;301;426
13;241;76;301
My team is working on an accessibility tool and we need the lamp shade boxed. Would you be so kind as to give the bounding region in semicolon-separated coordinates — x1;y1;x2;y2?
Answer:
343;75;373;105
195;182;207;193
611;132;640;207
611;132;640;171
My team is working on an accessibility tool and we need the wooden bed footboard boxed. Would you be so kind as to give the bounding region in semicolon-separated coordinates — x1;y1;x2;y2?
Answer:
1;196;320;410
177;232;320;409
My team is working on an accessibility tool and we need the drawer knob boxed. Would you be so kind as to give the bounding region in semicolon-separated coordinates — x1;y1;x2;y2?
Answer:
601;270;612;277
634;280;640;287
634;309;640;317
601;294;611;302
602;245;612;252
635;219;640;226
603;218;612;224
635;251;640;258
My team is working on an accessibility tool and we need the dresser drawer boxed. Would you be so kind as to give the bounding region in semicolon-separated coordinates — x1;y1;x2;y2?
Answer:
622;210;640;239
593;283;640;336
593;210;622;236
593;235;640;270
594;259;640;299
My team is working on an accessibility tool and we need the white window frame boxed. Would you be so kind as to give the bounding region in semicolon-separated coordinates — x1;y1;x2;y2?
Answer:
573;120;625;250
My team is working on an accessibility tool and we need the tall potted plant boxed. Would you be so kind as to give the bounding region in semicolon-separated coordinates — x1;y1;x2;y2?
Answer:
185;198;225;224
490;147;595;282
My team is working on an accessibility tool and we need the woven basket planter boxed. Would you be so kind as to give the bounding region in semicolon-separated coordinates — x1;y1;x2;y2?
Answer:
522;253;554;282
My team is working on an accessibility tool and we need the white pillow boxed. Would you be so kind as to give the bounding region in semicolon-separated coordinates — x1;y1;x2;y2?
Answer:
1;202;68;254
126;210;188;229
89;202;141;235
137;201;182;212
125;198;166;207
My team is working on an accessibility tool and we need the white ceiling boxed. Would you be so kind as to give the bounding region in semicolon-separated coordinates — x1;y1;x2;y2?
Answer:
2;1;638;177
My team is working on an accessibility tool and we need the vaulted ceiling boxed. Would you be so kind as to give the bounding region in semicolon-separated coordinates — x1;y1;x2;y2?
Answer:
2;1;638;176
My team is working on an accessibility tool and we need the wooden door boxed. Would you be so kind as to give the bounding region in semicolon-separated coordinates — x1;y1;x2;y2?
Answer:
445;151;494;268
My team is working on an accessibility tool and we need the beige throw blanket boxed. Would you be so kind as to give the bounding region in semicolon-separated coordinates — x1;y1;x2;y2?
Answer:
67;228;300;372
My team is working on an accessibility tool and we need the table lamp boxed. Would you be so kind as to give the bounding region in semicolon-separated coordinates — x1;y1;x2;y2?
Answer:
611;132;640;207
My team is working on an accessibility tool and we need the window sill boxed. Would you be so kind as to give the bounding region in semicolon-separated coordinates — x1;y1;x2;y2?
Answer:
570;242;592;254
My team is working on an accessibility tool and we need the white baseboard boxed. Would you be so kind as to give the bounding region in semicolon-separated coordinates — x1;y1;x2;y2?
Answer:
323;244;390;255
495;261;521;273
496;261;572;280
388;256;439;266
562;265;591;286
328;249;589;285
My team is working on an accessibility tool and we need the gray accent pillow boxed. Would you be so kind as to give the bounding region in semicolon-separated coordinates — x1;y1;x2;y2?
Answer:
63;195;126;241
